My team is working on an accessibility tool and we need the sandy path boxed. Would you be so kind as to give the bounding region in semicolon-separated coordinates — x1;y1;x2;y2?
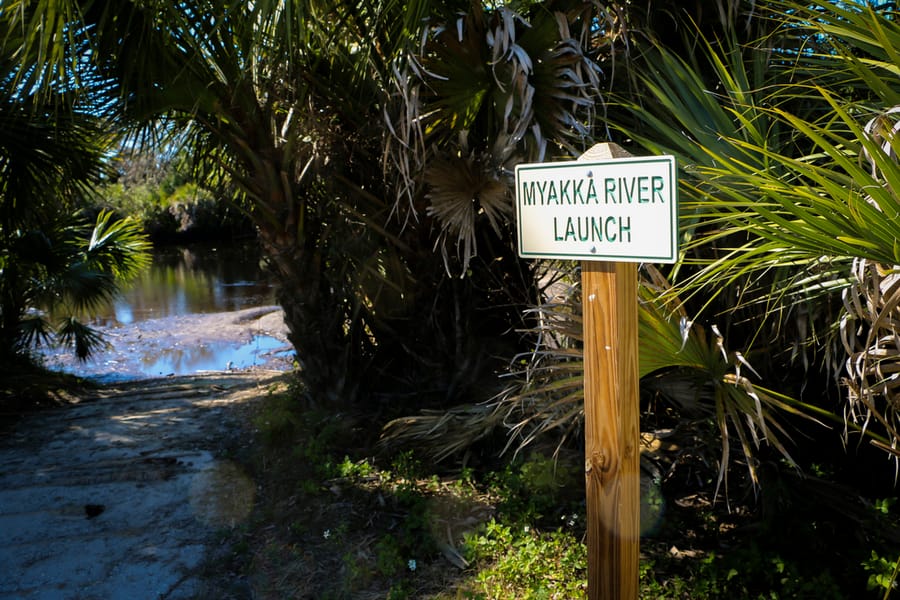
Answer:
0;371;286;599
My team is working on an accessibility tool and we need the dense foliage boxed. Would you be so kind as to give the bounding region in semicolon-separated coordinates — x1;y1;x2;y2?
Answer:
0;8;149;361
92;151;254;243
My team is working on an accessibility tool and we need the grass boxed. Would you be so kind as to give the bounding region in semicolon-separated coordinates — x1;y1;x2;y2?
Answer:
195;383;900;599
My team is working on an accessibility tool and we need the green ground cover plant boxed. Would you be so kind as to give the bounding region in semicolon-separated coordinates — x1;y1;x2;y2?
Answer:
198;385;900;599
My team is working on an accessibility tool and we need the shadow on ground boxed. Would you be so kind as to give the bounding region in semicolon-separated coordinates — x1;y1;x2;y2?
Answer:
0;371;287;599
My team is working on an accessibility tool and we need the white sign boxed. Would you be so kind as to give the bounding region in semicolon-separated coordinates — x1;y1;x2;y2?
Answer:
515;155;677;263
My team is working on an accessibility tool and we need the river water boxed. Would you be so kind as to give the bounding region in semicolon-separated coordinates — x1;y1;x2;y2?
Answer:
94;244;276;325
41;243;293;381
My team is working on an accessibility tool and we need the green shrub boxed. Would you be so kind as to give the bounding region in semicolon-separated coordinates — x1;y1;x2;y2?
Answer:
459;519;587;599
485;453;580;525
862;550;900;596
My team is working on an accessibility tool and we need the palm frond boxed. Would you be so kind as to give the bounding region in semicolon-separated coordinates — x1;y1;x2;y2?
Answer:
382;266;818;497
616;1;900;459
15;314;53;352
425;152;512;271
775;0;900;108
55;316;107;361
379;404;502;463
51;262;119;316
842;259;900;452
383;1;610;252
85;210;152;282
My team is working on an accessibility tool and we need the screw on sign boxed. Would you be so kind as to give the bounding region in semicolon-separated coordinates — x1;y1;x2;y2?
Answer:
515;143;678;600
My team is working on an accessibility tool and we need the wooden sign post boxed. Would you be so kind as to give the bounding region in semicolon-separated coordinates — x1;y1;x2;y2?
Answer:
582;259;640;598
515;143;677;600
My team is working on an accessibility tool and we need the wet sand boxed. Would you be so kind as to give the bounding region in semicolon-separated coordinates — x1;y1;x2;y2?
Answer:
41;306;294;381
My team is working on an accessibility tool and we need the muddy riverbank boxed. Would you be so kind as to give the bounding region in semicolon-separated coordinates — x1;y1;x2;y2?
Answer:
41;306;294;382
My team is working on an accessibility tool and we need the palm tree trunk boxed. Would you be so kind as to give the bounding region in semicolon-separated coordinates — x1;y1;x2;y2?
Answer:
249;164;358;406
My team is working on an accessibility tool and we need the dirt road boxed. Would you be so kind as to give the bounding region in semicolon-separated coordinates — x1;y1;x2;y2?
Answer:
0;371;286;599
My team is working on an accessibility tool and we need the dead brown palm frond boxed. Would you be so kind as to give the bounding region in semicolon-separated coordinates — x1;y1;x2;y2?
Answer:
862;106;900;184
488;285;814;499
840;106;900;459
382;61;428;224
382;1;613;269
377;268;582;459
424;151;512;272
841;258;900;453
380;266;818;499
378;404;502;463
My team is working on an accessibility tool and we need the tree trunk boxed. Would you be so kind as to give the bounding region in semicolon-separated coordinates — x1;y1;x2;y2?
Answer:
272;251;358;406
250;170;359;407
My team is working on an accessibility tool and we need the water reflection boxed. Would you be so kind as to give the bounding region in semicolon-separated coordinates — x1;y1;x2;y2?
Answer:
140;335;289;377
96;244;275;326
42;243;292;381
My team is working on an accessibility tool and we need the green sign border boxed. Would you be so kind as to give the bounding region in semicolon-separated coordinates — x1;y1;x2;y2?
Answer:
515;155;678;263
